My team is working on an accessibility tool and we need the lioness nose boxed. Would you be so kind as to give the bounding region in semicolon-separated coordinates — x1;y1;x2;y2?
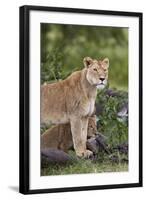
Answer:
99;77;105;82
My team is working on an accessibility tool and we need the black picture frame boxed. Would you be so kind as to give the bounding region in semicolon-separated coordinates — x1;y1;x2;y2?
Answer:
19;5;143;194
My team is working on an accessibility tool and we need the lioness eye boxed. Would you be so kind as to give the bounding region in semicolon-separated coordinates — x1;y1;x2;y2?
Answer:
93;68;97;71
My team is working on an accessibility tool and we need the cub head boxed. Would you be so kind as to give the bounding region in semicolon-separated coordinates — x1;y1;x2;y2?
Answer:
83;57;109;89
87;115;97;139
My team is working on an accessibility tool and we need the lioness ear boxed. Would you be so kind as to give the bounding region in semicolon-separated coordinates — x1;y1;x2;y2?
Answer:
102;58;109;68
83;57;93;68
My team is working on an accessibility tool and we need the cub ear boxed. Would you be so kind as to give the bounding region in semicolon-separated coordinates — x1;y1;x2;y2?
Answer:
83;57;93;68
102;58;109;68
92;115;97;123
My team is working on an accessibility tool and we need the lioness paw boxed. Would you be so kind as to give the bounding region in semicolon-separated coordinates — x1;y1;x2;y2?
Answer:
76;150;93;158
83;150;93;158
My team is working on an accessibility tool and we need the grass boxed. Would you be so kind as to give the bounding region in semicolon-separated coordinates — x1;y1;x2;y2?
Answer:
41;151;128;176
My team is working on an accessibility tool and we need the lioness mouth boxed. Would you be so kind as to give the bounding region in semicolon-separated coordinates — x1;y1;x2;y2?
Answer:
96;83;104;86
96;83;105;89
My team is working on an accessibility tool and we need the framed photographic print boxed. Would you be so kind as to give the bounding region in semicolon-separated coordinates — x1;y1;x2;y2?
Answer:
19;5;143;194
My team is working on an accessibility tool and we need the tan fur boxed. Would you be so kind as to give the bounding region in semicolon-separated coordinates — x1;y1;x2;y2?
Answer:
41;116;97;152
41;57;109;157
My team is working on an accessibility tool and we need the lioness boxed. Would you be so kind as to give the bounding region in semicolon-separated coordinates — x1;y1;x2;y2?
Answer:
41;115;97;152
41;57;109;157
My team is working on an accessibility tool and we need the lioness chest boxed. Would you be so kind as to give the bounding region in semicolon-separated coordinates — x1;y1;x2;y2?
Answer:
81;98;95;117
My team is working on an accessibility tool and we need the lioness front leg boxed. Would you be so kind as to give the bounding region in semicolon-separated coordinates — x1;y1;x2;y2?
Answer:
70;117;93;158
82;117;93;158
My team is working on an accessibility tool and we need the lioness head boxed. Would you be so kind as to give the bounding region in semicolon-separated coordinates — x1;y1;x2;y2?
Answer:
83;57;109;89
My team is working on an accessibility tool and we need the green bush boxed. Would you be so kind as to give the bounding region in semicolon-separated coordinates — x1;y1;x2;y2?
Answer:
96;89;128;148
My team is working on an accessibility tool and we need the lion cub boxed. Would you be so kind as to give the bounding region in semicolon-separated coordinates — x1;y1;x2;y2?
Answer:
41;57;109;157
41;116;97;152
